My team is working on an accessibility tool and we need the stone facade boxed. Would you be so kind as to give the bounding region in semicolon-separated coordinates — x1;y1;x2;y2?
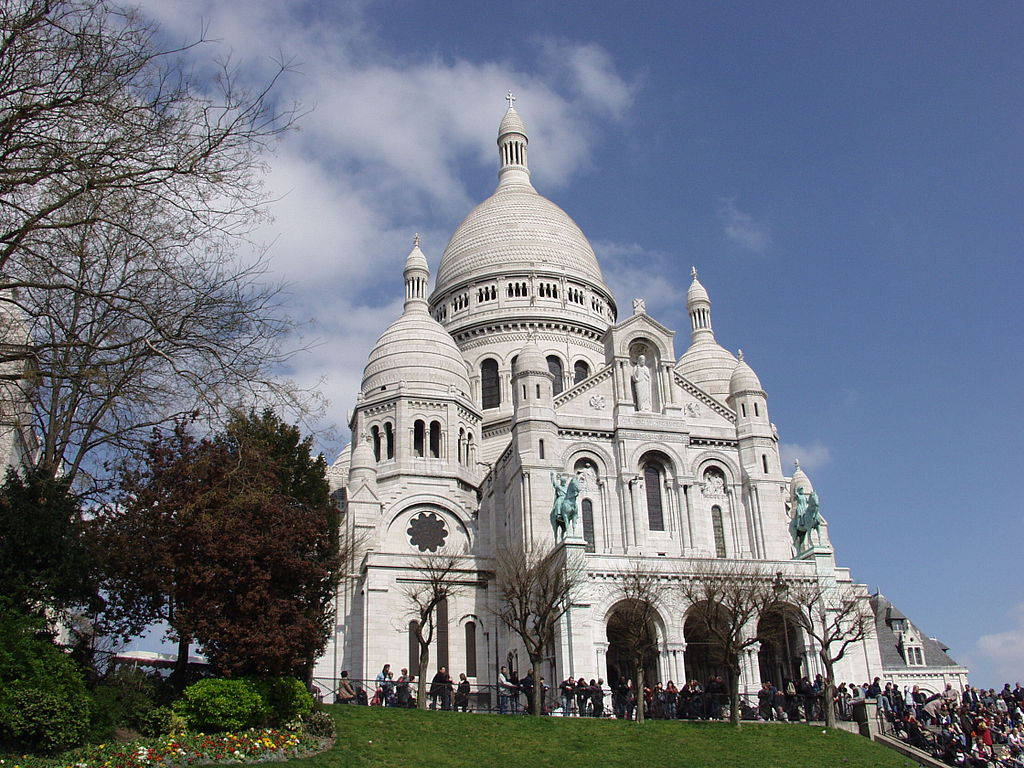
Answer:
315;101;964;700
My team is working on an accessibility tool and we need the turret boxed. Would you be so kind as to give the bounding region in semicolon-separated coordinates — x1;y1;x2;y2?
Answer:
729;350;780;479
676;267;737;400
497;91;530;187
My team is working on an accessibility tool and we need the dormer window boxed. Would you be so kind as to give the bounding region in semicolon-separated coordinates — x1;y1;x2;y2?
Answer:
891;619;906;632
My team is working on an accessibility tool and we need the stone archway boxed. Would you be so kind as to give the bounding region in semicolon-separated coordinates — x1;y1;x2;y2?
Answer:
606;601;659;691
683;604;735;686
757;603;805;688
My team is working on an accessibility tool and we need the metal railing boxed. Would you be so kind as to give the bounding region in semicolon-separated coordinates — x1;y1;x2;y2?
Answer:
312;677;852;721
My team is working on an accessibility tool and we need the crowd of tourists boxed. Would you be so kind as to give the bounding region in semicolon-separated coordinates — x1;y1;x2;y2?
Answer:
879;681;1024;767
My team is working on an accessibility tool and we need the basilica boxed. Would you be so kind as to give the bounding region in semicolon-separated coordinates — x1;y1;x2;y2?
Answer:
315;99;966;701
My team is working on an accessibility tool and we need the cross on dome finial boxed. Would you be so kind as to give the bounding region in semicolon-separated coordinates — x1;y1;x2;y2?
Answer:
794;458;801;470
691;266;698;279
413;233;420;247
505;90;516;109
737;348;744;361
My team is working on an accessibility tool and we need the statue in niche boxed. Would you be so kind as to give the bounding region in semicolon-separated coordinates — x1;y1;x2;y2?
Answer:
788;485;822;552
702;467;725;496
549;471;581;541
631;354;653;412
575;461;598;492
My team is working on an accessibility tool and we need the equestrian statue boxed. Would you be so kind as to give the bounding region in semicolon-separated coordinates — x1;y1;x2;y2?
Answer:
550;471;581;541
789;484;822;552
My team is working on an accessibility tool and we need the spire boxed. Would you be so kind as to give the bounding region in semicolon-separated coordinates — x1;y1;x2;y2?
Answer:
403;233;429;312
497;93;530;186
686;266;714;341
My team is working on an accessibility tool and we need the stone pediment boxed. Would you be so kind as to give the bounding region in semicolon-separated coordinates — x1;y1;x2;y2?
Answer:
553;364;614;413
674;372;736;423
602;311;677;361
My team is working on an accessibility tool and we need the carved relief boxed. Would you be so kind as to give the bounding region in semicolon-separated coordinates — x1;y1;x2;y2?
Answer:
684;402;702;418
701;466;726;497
588;394;606;410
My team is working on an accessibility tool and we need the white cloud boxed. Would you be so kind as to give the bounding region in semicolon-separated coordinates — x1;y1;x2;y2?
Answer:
592;240;685;320
779;441;832;473
132;1;637;452
973;603;1024;685
719;198;771;253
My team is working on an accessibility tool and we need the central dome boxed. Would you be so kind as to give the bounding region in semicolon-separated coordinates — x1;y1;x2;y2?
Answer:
435;182;607;292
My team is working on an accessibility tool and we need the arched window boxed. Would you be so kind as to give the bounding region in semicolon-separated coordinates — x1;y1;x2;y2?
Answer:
413;420;425;457
712;505;727;558
741;403;747;417
538;439;545;460
370;425;381;462
481;358;500;409
429;421;441;458
458;428;465;464
573;360;590;384
762;454;769;474
409;620;420;676
546;355;564;395
385;423;394;459
465;621;477;677
466;433;474;465
643;461;665;531
754;401;760;417
437;598;449;670
582;499;595;553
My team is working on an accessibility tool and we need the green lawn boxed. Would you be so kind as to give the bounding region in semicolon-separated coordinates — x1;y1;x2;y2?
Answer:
288;705;917;768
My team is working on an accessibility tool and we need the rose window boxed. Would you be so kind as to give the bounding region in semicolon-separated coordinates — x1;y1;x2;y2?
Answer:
407;511;448;552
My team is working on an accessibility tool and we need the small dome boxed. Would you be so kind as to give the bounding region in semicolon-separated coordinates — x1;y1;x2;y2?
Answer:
687;268;710;306
676;339;737;400
729;351;763;395
361;312;470;396
404;235;428;272
790;459;814;495
499;106;527;138
512;336;548;377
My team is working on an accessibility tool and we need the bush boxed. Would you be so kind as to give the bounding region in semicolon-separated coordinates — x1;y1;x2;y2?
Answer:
302;710;335;738
0;606;91;753
173;678;268;732
136;706;176;737
252;677;314;724
87;667;167;740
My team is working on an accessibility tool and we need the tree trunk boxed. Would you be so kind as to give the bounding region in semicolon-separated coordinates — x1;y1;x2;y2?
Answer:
417;644;430;709
821;655;837;728
634;665;645;724
531;662;542;716
171;635;191;694
728;664;741;726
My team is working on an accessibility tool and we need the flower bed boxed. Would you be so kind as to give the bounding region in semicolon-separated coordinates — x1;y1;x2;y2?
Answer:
1;728;325;768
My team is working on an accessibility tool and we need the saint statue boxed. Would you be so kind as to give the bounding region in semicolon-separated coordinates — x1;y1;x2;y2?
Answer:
631;354;652;412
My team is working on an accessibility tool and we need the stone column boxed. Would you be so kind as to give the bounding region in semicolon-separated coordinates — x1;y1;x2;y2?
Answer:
618;479;634;549
727;486;752;558
681;484;696;556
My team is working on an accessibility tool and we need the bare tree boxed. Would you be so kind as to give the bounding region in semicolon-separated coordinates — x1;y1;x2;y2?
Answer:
0;207;306;491
782;579;875;728
677;561;782;725
401;548;467;709
608;561;671;724
493;543;586;716
0;0;298;272
0;0;310;490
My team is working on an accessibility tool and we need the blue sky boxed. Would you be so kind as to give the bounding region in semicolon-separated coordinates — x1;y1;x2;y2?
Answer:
134;0;1023;687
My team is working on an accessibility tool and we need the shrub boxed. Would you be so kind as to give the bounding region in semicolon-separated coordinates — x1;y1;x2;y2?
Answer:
0;606;91;753
173;678;268;732
136;706;176;737
252;677;314;724
88;667;166;740
302;710;335;738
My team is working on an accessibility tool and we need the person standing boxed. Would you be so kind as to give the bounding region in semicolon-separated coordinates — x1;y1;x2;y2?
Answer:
497;666;514;714
591;679;605;718
575;677;589;717
455;673;471;712
396;669;413;708
559;676;575;715
375;664;392;706
429;667;448;710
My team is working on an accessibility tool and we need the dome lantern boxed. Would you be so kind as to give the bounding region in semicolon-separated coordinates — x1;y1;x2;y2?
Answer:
498;91;530;187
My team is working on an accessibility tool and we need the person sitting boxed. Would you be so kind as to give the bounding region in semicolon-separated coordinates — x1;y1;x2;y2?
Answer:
336;670;356;704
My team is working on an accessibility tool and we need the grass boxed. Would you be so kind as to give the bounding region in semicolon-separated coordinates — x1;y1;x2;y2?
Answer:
286;705;919;768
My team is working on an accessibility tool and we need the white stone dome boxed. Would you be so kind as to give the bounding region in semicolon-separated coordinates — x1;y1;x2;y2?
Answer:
729;352;763;395
435;183;609;293
790;460;814;495
498;105;527;137
512;336;549;377
361;311;471;396
687;273;710;305
676;340;737;400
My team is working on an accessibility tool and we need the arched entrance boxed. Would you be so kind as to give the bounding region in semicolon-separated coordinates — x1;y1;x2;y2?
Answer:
757;604;805;687
606;601;659;690
683;603;735;686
